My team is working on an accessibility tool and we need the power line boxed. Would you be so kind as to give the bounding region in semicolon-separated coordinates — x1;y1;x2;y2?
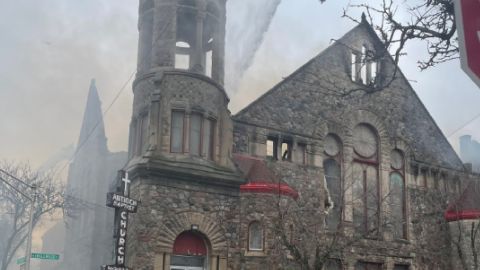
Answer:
0;175;32;200
54;70;136;180
0;169;35;189
446;111;480;138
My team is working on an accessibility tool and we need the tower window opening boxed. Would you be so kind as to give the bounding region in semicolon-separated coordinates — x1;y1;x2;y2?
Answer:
205;50;213;78
175;41;191;70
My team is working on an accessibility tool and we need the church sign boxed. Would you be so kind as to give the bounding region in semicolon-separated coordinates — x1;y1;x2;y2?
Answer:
102;171;138;270
107;193;138;212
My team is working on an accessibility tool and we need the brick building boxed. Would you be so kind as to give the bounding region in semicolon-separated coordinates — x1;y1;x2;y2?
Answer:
120;1;479;269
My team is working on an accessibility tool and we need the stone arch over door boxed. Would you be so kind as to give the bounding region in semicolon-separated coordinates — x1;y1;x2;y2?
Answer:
157;212;228;256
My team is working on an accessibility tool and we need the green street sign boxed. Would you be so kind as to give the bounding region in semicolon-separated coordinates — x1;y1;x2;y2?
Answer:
31;253;60;260
17;253;61;264
16;257;26;265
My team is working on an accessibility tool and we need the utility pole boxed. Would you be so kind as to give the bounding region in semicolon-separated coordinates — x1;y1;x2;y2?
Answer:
24;185;36;270
0;170;37;270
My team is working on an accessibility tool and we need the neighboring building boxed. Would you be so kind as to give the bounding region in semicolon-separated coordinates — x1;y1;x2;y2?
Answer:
60;79;127;270
38;222;65;270
460;135;480;173
119;1;479;270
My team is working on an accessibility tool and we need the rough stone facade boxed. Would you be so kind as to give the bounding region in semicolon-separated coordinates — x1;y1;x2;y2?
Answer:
122;1;479;270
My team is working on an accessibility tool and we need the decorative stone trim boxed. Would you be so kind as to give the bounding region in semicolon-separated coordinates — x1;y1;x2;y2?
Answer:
156;212;228;256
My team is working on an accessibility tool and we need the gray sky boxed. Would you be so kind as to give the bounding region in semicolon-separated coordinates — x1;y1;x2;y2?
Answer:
1;0;480;173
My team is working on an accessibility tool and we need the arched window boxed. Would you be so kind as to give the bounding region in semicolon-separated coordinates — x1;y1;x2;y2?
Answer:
248;221;264;251
352;124;379;237
175;1;196;70
323;134;343;230
389;149;406;239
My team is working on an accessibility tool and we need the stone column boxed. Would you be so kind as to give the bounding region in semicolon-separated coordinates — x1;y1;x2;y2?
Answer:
193;10;206;73
152;1;177;68
149;94;161;155
184;111;191;154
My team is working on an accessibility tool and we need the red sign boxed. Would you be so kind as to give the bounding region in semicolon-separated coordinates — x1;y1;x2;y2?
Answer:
455;0;480;88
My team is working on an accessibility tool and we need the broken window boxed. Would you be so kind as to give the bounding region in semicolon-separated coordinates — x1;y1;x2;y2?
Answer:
281;140;292;161
205;49;213;77
360;46;368;83
266;137;278;159
248;221;264;251
352;124;379;237
351;46;378;85
175;41;191;70
171;111;185;153
324;159;342;230
351;53;358;81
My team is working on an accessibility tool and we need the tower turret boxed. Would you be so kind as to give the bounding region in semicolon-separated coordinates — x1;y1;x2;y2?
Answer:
127;0;240;184
137;0;226;84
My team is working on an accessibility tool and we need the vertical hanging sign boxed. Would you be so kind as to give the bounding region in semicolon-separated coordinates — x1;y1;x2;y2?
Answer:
102;171;139;270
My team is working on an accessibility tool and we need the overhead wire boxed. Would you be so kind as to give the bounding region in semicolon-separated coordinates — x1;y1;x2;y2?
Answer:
0;175;32;200
54;70;136;180
446;111;480;138
0;169;35;189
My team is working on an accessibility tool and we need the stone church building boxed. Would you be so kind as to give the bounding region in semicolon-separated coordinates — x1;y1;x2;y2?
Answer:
117;0;480;269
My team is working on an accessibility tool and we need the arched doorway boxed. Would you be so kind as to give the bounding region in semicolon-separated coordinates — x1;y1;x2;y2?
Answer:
170;231;209;270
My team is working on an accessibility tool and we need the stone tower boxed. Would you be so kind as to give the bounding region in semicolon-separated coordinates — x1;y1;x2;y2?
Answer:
126;0;243;269
128;0;234;169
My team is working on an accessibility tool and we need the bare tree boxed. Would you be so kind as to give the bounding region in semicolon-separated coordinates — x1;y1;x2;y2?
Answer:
343;0;457;70
0;161;66;270
270;168;403;270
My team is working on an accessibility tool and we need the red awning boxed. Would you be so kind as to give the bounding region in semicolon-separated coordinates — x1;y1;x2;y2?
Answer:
445;181;480;222
233;154;299;200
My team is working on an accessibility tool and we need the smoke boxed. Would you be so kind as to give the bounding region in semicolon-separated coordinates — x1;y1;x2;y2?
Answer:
225;0;282;93
38;144;74;174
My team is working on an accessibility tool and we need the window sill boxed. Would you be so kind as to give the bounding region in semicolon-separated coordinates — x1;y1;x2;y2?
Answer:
244;250;267;257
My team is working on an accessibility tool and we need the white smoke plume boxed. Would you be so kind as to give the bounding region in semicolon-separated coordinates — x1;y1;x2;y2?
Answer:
225;0;282;94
